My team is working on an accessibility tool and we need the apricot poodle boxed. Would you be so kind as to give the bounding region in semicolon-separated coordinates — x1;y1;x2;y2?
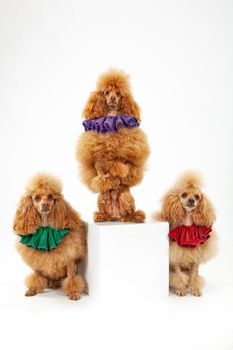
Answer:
154;171;217;296
76;68;150;222
13;173;87;300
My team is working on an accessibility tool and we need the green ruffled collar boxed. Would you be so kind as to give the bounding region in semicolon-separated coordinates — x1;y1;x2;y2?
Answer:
19;226;69;252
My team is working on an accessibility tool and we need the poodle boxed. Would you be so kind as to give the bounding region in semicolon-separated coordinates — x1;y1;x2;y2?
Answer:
13;173;87;300
76;68;150;222
154;171;217;296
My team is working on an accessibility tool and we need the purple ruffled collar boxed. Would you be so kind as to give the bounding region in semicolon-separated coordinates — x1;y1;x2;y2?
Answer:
82;115;140;133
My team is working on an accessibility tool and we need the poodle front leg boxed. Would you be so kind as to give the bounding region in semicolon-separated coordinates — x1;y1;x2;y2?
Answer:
91;174;120;193
90;161;120;193
94;160;106;176
169;265;189;296
62;262;86;301
108;161;129;178
189;263;204;297
25;272;47;297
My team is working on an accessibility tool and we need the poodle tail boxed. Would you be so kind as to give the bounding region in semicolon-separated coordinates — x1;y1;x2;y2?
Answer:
153;211;166;222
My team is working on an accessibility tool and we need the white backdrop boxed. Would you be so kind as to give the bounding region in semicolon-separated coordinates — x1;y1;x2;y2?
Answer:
0;0;233;349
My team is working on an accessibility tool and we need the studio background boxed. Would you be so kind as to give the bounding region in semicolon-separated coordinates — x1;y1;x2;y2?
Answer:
0;0;233;349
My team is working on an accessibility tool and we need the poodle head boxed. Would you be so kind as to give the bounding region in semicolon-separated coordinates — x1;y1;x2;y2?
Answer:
159;171;216;226
13;173;81;235
176;171;203;212
26;173;62;215
83;68;141;120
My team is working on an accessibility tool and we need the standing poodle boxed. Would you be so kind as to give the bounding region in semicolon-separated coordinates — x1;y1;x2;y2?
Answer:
154;171;217;296
13;173;87;300
76;68;150;222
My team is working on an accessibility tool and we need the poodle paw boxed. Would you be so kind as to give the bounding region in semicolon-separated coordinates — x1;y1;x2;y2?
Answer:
109;162;129;178
25;289;37;297
126;210;145;223
68;291;81;301
175;289;186;297
133;210;146;223
190;288;202;297
121;210;146;223
94;211;110;222
91;175;120;192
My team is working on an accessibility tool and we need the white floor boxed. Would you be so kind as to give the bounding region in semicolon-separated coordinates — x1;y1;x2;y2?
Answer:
1;243;233;350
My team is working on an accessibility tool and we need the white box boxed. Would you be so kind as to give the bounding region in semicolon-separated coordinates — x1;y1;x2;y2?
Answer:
86;222;169;300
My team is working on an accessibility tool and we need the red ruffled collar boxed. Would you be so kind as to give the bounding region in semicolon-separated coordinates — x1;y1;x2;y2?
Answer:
169;224;212;248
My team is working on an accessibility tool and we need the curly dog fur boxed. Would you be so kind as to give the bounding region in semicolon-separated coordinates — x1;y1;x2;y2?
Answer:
154;171;217;296
13;173;87;300
76;68;149;222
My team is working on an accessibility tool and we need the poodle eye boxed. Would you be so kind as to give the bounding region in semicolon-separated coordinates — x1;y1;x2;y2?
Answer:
181;192;188;198
116;91;120;97
48;194;53;201
34;195;41;202
104;90;110;96
194;194;200;200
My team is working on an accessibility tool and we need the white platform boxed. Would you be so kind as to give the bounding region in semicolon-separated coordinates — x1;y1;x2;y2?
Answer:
86;222;169;300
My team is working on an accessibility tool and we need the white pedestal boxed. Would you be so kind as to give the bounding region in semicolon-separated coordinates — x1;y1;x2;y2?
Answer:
86;222;169;300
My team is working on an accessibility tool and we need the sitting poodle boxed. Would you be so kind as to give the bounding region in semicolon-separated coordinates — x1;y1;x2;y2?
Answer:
76;68;150;222
154;171;217;296
13;173;87;300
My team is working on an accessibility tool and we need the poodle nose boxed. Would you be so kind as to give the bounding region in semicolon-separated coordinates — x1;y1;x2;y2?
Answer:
188;198;195;205
42;203;49;210
110;95;116;101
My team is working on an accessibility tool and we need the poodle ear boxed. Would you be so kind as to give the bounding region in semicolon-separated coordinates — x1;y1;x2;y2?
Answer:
83;91;107;119
192;194;216;227
120;93;141;121
160;192;185;225
49;197;81;230
13;195;39;235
